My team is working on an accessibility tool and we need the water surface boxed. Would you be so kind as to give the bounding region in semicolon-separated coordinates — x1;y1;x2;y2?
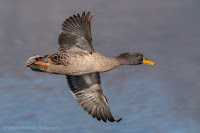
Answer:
0;0;200;133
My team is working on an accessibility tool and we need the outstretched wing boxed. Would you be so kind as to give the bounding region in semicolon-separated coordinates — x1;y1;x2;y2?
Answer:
66;73;122;122
59;12;95;53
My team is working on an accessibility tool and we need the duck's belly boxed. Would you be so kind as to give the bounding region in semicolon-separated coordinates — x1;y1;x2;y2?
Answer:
62;57;96;75
49;52;118;75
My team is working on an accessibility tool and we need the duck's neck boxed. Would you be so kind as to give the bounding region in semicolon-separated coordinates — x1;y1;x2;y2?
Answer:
104;54;128;69
101;57;121;71
114;55;128;65
93;52;125;72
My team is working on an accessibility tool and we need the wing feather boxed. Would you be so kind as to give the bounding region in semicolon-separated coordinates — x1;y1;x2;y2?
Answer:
66;73;122;122
59;12;95;53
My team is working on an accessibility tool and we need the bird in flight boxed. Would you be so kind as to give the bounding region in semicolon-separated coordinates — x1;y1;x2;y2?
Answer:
27;12;155;122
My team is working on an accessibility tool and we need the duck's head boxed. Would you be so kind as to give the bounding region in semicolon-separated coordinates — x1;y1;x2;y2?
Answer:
116;53;155;65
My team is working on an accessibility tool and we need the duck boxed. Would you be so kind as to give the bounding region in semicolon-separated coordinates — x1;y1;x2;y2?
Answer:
26;12;155;122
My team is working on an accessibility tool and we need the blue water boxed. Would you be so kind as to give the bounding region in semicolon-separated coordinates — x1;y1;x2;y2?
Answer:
0;68;199;133
0;0;200;132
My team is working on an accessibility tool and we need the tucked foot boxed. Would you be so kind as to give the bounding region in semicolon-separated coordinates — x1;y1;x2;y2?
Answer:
35;61;50;66
27;55;50;73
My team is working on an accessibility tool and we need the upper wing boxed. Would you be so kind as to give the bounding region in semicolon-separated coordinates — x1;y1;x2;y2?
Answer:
66;73;122;122
58;12;95;53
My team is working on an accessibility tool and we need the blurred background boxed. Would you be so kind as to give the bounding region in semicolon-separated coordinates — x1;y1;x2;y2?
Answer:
0;0;200;133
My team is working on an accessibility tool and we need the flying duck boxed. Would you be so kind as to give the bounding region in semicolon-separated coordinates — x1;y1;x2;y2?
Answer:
27;12;155;122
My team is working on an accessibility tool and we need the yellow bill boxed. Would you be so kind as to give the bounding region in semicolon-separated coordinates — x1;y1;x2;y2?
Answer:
142;57;155;65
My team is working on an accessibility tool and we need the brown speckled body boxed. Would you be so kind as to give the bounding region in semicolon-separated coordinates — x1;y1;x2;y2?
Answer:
47;51;120;75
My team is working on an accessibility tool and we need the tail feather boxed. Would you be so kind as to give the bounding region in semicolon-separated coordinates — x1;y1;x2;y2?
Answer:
26;55;49;72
